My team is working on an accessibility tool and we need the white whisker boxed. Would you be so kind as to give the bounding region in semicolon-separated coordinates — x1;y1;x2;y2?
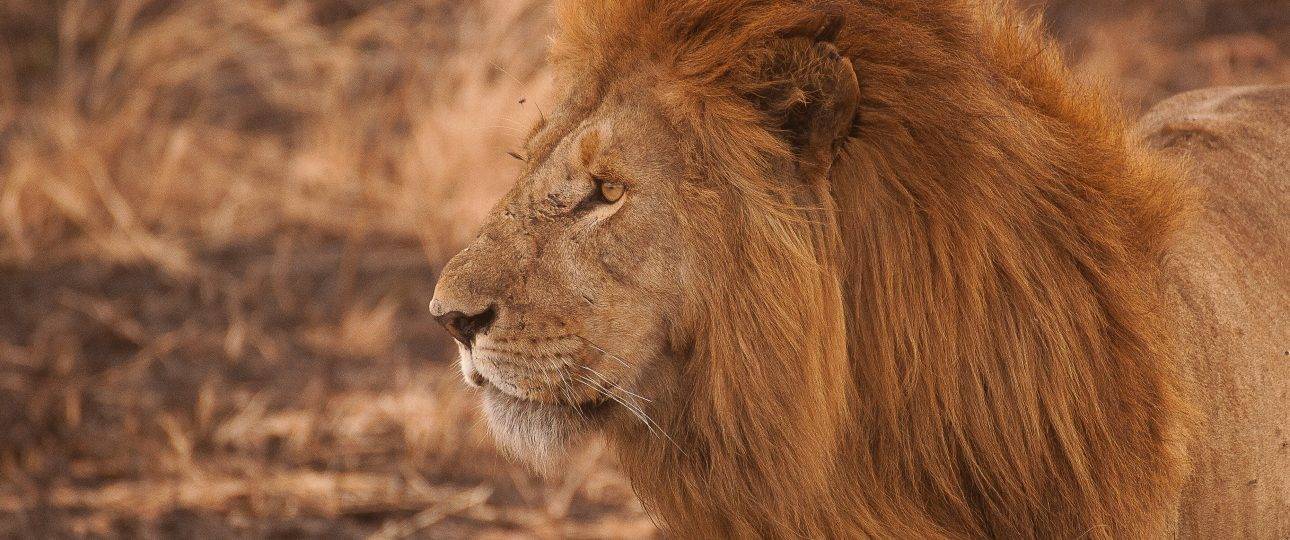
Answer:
578;364;653;403
576;336;635;370
557;371;590;423
569;337;687;455
572;374;657;436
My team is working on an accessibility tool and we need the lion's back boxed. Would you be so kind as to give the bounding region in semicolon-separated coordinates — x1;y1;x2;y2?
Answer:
1139;85;1290;538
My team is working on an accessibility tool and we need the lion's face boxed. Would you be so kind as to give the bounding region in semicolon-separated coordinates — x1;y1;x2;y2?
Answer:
430;86;697;467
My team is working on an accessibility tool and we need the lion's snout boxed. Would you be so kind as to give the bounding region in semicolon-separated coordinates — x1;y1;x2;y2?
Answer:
430;231;516;347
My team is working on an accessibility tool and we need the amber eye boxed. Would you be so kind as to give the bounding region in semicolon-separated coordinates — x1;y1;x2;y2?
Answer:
598;180;626;203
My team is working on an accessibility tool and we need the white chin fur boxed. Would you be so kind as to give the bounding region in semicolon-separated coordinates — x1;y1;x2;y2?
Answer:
482;389;590;476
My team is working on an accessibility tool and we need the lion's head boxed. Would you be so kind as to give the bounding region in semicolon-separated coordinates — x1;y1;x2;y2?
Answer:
431;3;859;473
433;0;1193;537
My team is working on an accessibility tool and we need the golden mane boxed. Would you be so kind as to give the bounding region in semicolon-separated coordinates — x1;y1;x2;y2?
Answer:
552;0;1196;536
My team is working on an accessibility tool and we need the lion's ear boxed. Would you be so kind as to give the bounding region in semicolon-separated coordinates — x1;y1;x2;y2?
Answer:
745;13;859;176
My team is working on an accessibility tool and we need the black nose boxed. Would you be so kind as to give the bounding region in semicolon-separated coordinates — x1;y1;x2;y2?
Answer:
434;305;496;345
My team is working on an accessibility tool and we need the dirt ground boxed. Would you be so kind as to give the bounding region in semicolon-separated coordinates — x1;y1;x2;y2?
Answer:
0;0;1286;537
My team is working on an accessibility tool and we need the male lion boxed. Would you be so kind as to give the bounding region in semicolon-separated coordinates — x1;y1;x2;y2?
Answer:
430;0;1288;537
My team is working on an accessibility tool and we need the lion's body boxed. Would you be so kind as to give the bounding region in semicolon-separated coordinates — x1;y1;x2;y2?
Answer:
1142;86;1290;538
433;0;1290;537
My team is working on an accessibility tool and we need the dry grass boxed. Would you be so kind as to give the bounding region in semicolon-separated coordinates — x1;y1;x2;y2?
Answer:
1035;0;1290;109
0;0;1284;537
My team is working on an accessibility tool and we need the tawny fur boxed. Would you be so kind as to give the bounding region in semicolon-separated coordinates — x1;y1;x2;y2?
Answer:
1141;86;1290;538
433;0;1289;537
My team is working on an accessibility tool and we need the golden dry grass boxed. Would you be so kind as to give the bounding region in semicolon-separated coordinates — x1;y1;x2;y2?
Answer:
0;0;1285;537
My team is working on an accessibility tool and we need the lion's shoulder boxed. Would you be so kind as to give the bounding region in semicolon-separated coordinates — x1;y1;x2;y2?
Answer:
1138;85;1290;169
1138;85;1288;263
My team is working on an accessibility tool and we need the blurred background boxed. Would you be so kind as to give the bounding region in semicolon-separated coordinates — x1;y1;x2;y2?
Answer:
0;0;1285;537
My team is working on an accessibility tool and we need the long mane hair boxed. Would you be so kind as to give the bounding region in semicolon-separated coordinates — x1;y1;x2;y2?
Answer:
552;0;1195;537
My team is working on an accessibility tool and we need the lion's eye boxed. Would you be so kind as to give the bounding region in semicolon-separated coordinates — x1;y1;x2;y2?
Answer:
598;180;626;203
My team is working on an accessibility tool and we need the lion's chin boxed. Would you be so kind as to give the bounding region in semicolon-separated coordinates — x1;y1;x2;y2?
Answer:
480;385;612;475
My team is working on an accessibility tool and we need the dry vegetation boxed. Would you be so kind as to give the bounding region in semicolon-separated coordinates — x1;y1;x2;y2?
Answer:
0;0;1285;537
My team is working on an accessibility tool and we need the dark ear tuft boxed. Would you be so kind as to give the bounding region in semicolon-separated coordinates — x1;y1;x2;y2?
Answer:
817;13;844;43
746;11;859;178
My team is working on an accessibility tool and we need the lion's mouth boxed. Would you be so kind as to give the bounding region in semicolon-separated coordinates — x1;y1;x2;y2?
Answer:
481;382;616;419
460;341;623;424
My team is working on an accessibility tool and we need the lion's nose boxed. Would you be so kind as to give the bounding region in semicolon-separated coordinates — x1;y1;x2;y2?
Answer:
431;302;496;345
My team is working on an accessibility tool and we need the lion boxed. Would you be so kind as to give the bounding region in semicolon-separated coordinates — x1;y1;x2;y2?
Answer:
429;0;1289;537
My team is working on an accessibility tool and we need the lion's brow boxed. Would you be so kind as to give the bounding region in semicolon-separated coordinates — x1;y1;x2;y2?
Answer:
578;129;602;167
